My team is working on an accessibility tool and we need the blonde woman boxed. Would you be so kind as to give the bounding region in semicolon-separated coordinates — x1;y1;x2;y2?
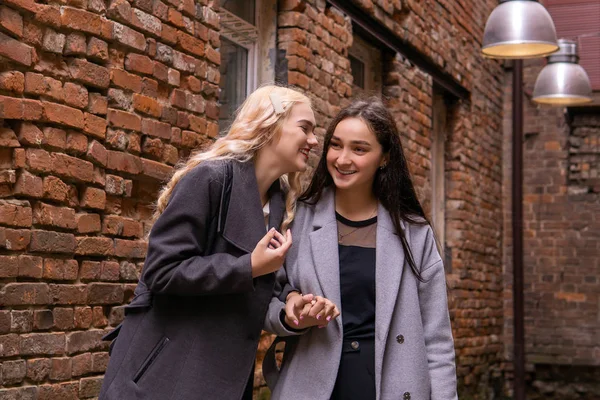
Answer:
99;85;318;400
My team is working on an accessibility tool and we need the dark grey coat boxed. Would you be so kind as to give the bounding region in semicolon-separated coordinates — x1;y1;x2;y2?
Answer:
99;159;285;400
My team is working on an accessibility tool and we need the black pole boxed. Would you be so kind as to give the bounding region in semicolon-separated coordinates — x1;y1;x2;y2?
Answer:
512;59;525;400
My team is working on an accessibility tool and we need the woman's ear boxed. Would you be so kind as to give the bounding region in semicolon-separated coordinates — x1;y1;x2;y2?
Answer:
380;153;390;168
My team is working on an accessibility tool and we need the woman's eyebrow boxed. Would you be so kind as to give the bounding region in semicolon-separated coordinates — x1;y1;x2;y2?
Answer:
297;119;315;127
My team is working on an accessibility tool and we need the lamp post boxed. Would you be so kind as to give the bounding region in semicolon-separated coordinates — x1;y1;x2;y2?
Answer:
482;1;559;399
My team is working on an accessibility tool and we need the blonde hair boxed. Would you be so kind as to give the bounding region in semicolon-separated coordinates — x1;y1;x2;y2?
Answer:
154;85;311;231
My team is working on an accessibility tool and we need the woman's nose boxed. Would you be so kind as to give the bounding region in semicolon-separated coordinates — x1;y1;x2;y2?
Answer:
307;132;318;147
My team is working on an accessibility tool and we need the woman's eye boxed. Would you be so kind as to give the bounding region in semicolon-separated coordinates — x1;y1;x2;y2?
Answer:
355;147;366;153
300;126;308;133
330;142;341;149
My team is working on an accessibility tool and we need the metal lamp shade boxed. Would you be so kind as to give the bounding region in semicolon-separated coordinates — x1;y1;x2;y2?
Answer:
533;39;593;105
482;0;559;59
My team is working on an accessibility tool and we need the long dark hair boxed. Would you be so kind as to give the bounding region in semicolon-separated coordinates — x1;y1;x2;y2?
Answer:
300;98;428;281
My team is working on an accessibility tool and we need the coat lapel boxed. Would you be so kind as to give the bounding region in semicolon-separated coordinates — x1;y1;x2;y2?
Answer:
221;160;272;253
308;189;342;331
374;204;405;396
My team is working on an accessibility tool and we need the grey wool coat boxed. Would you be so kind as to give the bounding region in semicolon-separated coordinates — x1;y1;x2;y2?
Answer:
263;188;458;400
99;159;285;400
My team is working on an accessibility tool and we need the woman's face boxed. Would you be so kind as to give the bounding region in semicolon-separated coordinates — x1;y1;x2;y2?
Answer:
326;117;387;193
270;102;318;173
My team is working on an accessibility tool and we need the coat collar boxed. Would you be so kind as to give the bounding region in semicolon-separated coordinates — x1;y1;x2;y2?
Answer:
308;187;406;387
221;160;284;253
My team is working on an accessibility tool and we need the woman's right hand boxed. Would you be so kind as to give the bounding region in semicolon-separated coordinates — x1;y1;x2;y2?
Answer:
251;228;292;278
285;293;340;329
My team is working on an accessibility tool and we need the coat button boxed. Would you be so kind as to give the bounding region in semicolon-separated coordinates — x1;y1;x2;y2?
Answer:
350;341;359;350
403;392;411;400
396;334;404;344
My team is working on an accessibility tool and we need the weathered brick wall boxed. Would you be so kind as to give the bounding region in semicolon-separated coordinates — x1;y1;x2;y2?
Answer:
503;60;600;400
0;0;219;396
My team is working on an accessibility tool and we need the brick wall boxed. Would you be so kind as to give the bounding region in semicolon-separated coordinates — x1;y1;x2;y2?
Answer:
503;60;600;399
1;0;507;399
0;0;219;396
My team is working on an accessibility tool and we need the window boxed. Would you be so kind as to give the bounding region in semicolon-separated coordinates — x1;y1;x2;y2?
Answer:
431;91;448;267
349;34;382;97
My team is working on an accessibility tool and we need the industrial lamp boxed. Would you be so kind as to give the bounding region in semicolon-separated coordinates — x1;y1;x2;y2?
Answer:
482;0;559;58
532;39;593;105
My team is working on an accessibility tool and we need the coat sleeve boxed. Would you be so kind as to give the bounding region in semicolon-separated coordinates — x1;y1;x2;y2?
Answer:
263;205;309;336
417;228;458;400
141;163;254;296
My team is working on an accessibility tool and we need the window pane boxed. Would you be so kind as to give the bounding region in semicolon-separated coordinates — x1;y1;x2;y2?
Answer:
219;38;248;134
350;55;365;89
221;0;255;25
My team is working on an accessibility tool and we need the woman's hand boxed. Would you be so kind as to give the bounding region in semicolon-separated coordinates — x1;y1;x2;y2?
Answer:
251;228;292;278
285;293;340;329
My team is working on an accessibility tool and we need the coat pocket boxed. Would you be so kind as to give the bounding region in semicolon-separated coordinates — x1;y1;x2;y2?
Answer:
133;336;170;384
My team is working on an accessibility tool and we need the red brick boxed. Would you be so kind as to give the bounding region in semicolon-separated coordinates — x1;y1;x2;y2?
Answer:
23;72;45;95
0;255;18;278
177;30;204;57
75;236;114;256
33;310;54;330
186;93;205;113
188;115;207;135
66;131;88;155
18;255;43;278
42;176;69;202
42;28;65;53
33;203;76;230
126;132;140;154
49;284;87;305
10;310;33;334
63;82;88;109
206;121;218;138
27;358;51;381
22;98;44;120
49;357;72;381
133;93;162;117
0;199;32;227
86;139;108;167
75;213;100;234
43;258;78;280
80;261;101;281
205;45;220;65
42;101;84;129
83;112;108;139
161;23;177;44
176;111;189;128
106;0;131;23
87;36;108;61
0;6;24;37
69;58;110;88
161;105;178;124
92;352;109;373
168;68;180;86
30;230;76;254
65;329;108;354
163;144;179;165
52;308;74;330
0;31;32;66
198;6;218;30
106;150;143;174
168;8;184;27
87;283;124;305
35;4;61;29
0;333;20;357
100;261;120;281
1;283;49;306
52;152;94;182
72;352;92;377
186;75;201;93
0;228;30;250
105;174;125;196
20;334;65;356
102;215;143;238
125;53;154;75
0;95;24;119
42;127;67;150
153;61;169;81
112;22;146;51
14;170;43;198
131;8;162;36
205;101;219;120
25;148;52;174
60;6;112;38
38;382;78;400
92;306;108;327
74;306;92;328
2;359;26;384
88;93;108;115
114;238;147;258
80;187;106;210
142;136;163;159
0;71;25;93
0;127;18;147
141;77;158;97
108;108;142;131
64;32;86;55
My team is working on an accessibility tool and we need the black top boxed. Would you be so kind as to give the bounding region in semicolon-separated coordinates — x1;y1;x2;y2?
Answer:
336;212;377;341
